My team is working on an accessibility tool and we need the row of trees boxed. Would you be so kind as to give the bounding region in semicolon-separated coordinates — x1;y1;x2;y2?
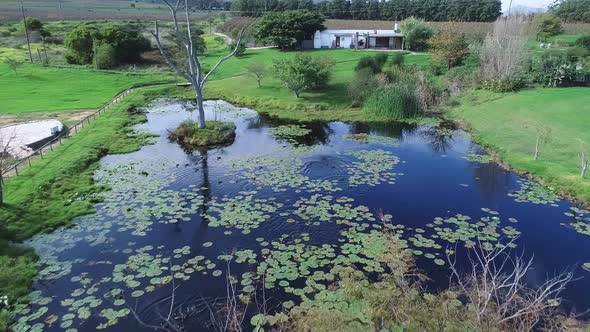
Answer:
231;0;502;22
551;0;590;23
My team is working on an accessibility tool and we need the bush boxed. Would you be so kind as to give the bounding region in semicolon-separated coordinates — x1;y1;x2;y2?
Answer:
355;53;389;73
390;52;405;67
445;66;477;95
95;43;117;69
273;54;335;98
535;14;563;42
348;68;380;107
228;40;246;57
533;51;578;87
65;25;100;64
575;35;590;50
400;17;433;51
429;23;470;70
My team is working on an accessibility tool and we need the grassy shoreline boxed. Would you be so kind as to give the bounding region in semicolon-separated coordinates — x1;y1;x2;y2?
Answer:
448;88;590;207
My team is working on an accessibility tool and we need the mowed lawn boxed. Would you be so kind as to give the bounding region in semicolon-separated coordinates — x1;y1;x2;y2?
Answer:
449;88;590;204
0;64;171;114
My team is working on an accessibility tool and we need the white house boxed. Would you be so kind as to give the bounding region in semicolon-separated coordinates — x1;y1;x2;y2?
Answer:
312;23;404;50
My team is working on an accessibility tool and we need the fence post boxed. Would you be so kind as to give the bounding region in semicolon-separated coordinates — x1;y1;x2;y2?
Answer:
50;142;53;152
39;149;43;159
15;166;19;176
28;157;31;167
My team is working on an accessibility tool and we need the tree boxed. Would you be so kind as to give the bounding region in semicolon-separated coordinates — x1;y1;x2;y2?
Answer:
152;0;251;129
22;17;43;32
246;62;266;87
273;54;334;98
64;24;100;64
0;129;18;207
100;25;151;63
480;16;532;92
579;140;588;178
429;23;470;69
95;43;118;69
4;58;23;76
535;13;563;42
552;0;590;23
254;10;325;50
400;17;433;51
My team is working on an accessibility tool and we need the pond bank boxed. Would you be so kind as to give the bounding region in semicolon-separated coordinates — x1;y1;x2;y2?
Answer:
448;88;590;208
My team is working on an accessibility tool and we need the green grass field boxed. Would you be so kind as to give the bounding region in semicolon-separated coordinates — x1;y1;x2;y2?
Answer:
449;88;590;205
0;64;172;114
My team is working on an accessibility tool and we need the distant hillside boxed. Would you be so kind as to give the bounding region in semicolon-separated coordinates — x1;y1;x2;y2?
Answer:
505;5;547;15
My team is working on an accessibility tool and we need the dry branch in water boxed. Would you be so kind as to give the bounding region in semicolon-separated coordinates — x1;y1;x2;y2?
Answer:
447;237;575;331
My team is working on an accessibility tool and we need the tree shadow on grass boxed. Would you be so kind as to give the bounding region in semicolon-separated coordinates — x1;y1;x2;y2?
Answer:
302;82;350;107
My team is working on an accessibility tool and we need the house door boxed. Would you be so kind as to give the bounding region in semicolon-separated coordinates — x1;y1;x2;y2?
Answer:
335;36;340;48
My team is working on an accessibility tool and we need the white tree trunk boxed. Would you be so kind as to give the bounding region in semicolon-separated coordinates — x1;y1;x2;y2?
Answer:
533;136;540;161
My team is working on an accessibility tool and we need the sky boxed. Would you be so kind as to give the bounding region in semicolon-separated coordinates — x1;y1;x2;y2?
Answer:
502;0;553;11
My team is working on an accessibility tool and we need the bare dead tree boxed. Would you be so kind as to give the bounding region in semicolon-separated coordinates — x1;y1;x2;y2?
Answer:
151;0;253;129
0;128;19;206
447;237;575;331
533;126;551;161
19;0;34;63
480;16;532;86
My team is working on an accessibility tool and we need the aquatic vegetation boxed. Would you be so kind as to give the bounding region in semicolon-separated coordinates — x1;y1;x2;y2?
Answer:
344;149;402;187
344;133;400;147
463;153;493;164
168;120;236;149
562;207;590;237
508;179;559;205
228;155;341;193
270;124;311;139
205;192;283;234
291;195;375;230
583;263;590;272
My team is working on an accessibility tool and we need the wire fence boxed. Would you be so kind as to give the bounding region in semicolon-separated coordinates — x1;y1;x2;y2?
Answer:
3;82;169;179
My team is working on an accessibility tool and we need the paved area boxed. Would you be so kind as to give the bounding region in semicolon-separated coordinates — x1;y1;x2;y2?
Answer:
0;120;63;159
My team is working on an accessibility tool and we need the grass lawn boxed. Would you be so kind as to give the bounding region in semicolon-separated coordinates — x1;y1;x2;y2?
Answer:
0;63;172;114
449;87;590;205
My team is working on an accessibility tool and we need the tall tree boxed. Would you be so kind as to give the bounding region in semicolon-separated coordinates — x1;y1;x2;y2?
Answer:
152;0;251;129
350;0;367;20
254;10;325;50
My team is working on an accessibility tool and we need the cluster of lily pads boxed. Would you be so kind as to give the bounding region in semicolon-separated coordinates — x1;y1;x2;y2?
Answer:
563;206;590;237
463;153;494;164
508;179;559;205
270;124;311;139
344;133;400;147
344;149;402;187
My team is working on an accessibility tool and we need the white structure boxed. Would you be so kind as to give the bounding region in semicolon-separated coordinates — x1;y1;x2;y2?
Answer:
0;120;63;159
313;24;404;50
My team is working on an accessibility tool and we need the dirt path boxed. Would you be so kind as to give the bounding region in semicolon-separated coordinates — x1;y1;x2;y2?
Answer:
0;110;96;127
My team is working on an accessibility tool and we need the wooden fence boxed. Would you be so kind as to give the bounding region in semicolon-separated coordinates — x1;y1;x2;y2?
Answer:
3;83;160;178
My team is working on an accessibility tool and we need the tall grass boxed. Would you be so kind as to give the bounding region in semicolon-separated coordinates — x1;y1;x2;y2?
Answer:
363;85;421;119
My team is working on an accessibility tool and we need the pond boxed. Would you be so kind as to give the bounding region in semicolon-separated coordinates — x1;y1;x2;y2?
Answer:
13;100;590;331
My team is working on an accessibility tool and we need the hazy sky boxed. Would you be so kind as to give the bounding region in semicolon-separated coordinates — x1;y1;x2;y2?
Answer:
502;0;553;11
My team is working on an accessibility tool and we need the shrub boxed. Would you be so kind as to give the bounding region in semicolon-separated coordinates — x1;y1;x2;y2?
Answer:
22;17;43;32
535;14;563;42
100;25;150;63
445;66;477;96
95;43;117;69
400;17;433;51
355;53;389;73
228;40;246;57
533;51;578;87
390;52;405;67
348;68;380;107
65;25;100;64
273;54;335;97
429;23;470;70
575;35;590;50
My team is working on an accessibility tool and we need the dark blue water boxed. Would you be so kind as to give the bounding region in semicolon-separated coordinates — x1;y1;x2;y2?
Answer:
12;100;590;331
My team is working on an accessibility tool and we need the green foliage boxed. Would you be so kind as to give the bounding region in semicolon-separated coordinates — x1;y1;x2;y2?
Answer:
273;53;335;98
168;120;236;149
254;10;325;50
552;0;590;23
575;35;590;50
228;39;246;57
22;17;43;32
533;51;579;87
65;23;150;65
535;14;563;42
364;85;420;119
348;68;380;107
95;43;117;69
65;24;100;65
0;255;37;307
390;52;405;67
400;17;433;51
354;53;388;73
3;58;22;76
429;23;470;69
